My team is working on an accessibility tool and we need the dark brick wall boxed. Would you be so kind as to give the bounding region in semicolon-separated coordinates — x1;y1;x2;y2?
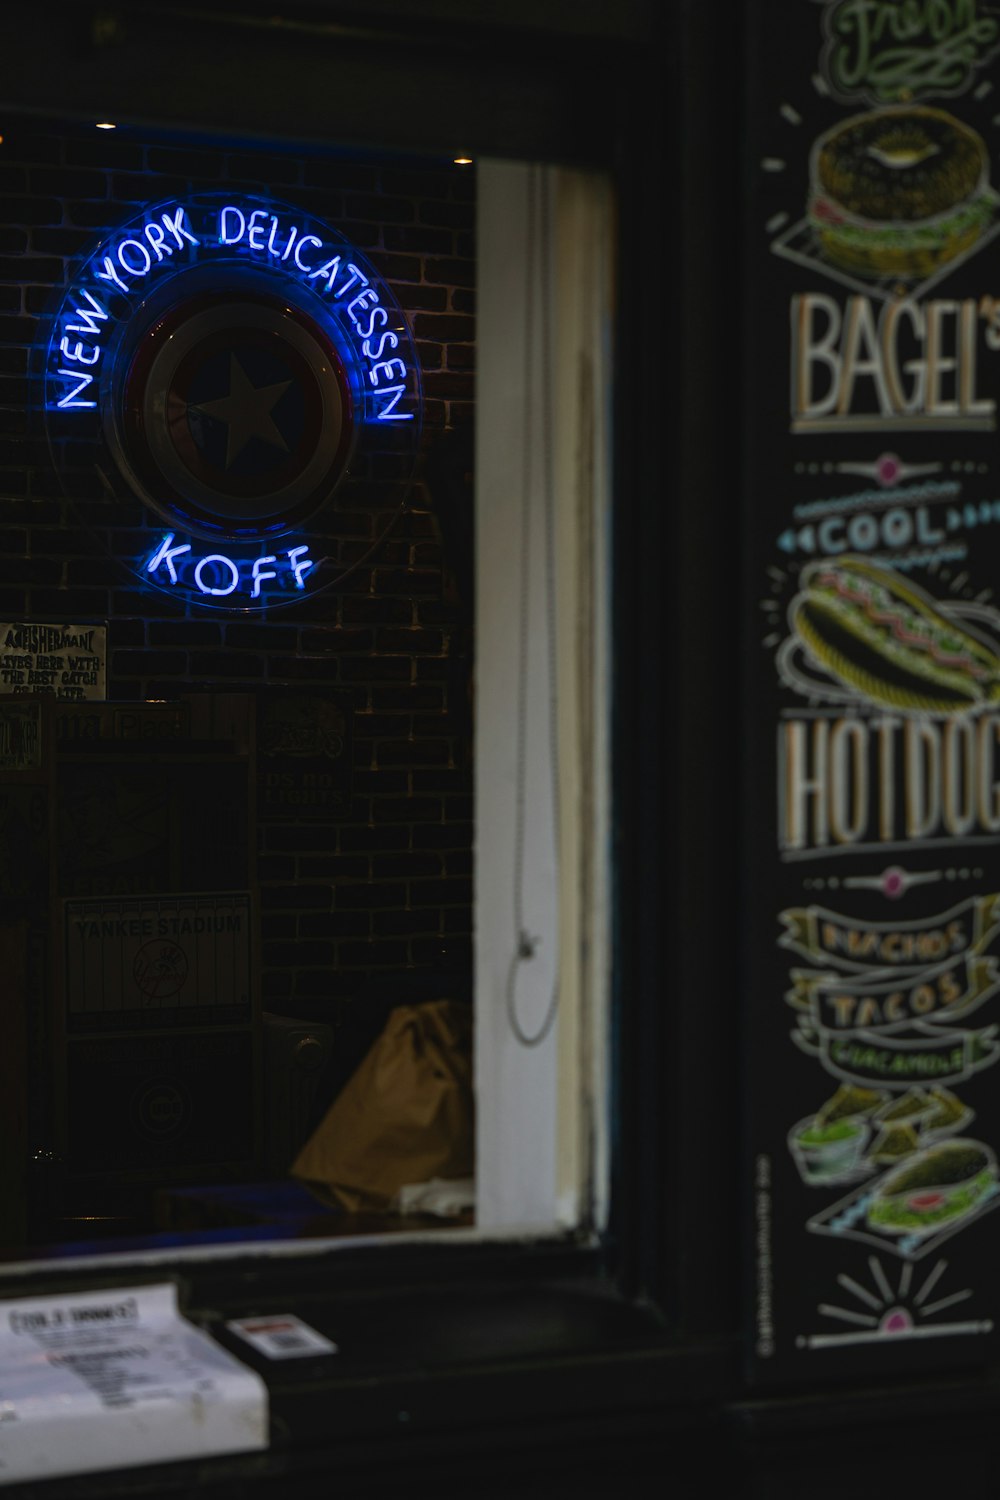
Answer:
0;122;475;1024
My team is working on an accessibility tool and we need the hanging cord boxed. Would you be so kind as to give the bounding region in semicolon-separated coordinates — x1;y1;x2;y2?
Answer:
506;165;561;1049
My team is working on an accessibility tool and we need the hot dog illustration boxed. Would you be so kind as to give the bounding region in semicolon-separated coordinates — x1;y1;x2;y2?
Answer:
789;556;1000;712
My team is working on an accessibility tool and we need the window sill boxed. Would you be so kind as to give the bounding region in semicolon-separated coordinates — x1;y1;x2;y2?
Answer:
0;1237;740;1496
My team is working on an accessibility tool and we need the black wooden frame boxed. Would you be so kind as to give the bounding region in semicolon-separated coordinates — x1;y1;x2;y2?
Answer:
0;4;913;1495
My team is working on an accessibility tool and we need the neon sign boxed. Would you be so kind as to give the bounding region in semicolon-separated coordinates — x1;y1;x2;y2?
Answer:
145;534;314;599
43;194;422;611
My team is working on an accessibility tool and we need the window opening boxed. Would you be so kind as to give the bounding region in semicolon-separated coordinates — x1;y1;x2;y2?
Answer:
0;129;613;1271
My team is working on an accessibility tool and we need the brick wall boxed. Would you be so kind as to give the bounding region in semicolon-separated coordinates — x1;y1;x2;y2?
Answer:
0;121;475;1029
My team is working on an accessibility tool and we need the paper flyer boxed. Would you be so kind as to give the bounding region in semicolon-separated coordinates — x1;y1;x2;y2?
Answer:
226;1313;338;1360
0;1283;267;1485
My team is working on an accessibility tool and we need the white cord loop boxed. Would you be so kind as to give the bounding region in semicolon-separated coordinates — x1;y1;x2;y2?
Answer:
505;165;560;1050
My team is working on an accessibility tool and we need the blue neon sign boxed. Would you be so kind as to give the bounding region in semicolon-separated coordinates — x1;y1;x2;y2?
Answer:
145;534;315;600
43;194;422;611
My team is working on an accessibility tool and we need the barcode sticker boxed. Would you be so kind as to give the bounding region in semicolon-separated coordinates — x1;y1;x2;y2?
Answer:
225;1315;338;1360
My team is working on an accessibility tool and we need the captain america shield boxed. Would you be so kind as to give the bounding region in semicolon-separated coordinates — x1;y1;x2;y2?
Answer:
119;292;354;537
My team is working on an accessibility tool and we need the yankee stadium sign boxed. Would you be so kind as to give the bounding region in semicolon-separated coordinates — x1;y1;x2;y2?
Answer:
43;195;422;609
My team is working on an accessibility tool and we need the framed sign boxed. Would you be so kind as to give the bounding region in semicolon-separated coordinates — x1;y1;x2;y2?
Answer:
0;623;106;700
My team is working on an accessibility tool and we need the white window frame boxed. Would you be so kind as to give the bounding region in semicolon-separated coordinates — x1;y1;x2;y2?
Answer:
475;160;614;1235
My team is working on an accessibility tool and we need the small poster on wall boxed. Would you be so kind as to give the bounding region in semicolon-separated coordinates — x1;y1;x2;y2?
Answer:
256;693;353;820
0;622;107;701
745;0;1000;1386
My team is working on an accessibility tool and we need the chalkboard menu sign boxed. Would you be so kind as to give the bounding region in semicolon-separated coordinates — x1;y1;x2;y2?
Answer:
745;1;1000;1385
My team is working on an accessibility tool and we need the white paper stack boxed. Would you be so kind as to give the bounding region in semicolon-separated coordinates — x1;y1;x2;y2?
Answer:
0;1283;267;1486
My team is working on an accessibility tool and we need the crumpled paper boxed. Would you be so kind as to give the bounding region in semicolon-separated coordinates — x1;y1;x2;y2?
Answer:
391;1177;476;1218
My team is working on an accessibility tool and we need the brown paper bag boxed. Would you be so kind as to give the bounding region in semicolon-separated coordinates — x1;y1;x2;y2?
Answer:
290;999;473;1212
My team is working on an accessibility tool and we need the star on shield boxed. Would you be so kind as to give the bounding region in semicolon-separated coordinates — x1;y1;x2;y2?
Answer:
192;354;292;468
120;291;354;534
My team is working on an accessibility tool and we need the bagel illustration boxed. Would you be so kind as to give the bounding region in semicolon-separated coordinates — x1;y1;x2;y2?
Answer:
789;557;1000;712
808;106;995;278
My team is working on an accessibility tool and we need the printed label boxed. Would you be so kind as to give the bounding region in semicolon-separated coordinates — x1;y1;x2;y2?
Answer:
226;1315;338;1360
